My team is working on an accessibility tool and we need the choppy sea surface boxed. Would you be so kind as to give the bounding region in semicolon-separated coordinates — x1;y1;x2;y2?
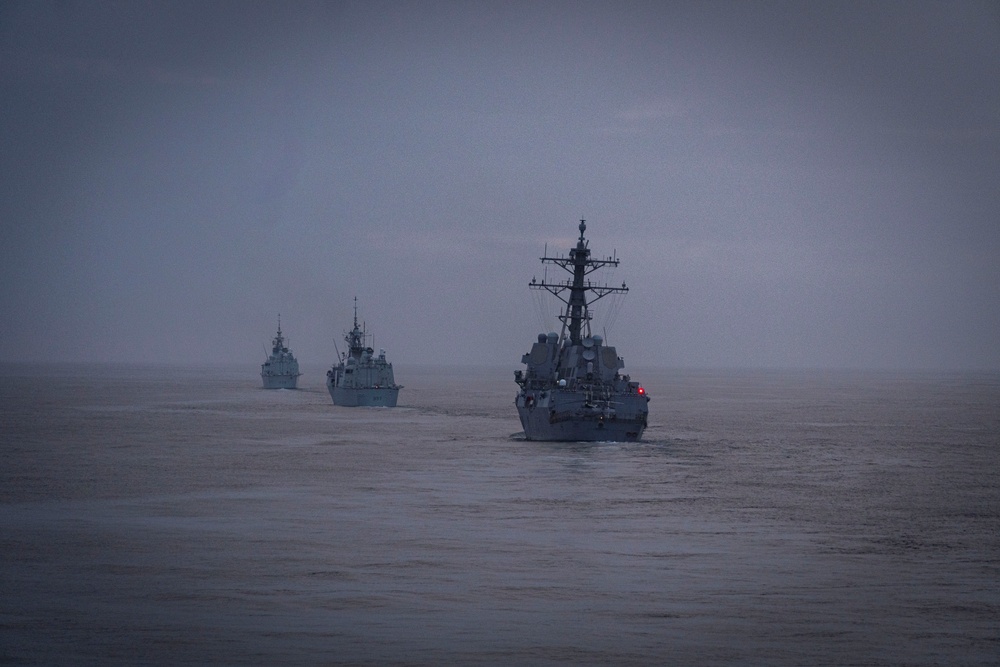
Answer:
1;363;998;665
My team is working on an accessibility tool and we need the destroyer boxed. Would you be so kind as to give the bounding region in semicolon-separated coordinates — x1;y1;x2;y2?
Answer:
514;220;649;441
326;299;401;407
260;316;301;389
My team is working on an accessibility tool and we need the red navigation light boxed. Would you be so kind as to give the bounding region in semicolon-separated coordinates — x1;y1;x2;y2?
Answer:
637;386;645;395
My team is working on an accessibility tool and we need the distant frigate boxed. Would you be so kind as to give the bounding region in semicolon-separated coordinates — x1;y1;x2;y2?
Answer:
514;219;649;441
260;316;301;389
326;299;401;407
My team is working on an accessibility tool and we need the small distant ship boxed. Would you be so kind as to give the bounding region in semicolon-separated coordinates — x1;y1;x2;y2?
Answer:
515;220;649;441
326;299;401;407
260;316;301;389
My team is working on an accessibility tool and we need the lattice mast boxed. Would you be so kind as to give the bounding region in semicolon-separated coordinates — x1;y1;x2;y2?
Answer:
529;219;628;345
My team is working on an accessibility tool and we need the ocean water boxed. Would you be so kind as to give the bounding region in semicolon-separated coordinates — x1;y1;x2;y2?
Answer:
1;363;998;665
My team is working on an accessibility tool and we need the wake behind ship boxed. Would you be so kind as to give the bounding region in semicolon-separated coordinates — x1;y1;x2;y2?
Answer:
515;220;649;441
326;300;401;407
260;317;301;389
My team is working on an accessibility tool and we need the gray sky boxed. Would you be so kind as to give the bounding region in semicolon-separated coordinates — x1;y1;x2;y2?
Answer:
2;0;998;370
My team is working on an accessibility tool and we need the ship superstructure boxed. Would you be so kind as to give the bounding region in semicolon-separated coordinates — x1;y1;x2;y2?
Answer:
326;299;401;407
260;316;301;389
514;220;649;441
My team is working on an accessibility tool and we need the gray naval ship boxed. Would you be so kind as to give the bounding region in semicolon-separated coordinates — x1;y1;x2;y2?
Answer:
515;220;649;441
326;299;401;407
260;317;301;389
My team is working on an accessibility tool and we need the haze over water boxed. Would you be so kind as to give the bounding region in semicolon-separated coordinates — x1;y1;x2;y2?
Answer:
2;364;997;665
2;1;998;370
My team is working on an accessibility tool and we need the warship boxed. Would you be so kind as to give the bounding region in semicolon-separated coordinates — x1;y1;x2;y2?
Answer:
260;316;301;389
326;299;401;407
514;220;649;441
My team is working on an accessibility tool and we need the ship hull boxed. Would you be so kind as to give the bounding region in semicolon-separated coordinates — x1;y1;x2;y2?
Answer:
327;381;399;407
516;391;647;442
517;407;645;441
261;374;299;390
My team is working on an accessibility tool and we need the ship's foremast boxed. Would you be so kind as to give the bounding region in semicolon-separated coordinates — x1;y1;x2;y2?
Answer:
345;296;366;360
529;219;627;345
271;315;286;354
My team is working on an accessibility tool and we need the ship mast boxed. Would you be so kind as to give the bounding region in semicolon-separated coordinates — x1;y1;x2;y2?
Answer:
529;219;628;345
272;314;285;352
345;296;369;357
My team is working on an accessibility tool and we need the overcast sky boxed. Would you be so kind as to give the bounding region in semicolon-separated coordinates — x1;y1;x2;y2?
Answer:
2;0;998;370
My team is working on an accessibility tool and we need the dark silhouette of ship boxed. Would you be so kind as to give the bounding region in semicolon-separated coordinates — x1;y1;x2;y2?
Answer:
515;220;649;440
